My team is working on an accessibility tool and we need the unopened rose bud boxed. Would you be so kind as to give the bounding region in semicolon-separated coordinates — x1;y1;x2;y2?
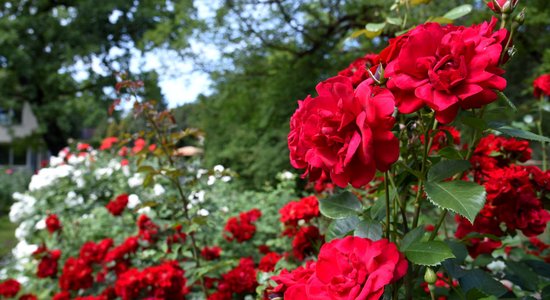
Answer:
424;267;437;285
513;8;525;25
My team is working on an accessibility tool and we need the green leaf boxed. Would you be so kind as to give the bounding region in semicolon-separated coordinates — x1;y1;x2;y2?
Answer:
425;181;486;223
443;4;473;20
506;261;539;291
461;115;488;131
437;147;463;160
400;226;425;251
319;191;362;219
428;160;471;182
428;16;454;24
326;216;360;241
459;269;507;297
386;17;402;25
491;125;550;143
354;219;383;241
364;22;385;38
497;91;517;111
524;260;550;278
404;240;455;266
370;196;386;222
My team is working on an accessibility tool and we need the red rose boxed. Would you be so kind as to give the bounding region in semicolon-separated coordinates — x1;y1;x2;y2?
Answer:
420;126;461;154
52;291;71;300
59;257;94;291
100;137;118;150
45;214;62;234
106;194;129;216
288;76;398;188
132;138;146;154
19;295;38;300
487;0;518;13
223;209;262;242
36;249;61;278
385;19;507;123
259;252;282;272
271;261;316;299
292;226;323;260
338;54;378;87
280;195;319;235
201;246;222;261
0;279;20;298
219;258;258;294
137;214;159;243
306;236;408;300
533;74;550;98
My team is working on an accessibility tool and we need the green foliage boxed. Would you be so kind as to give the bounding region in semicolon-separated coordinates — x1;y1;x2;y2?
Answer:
425;181;486;223
404;240;455;266
318;191;363;219
0;168;30;213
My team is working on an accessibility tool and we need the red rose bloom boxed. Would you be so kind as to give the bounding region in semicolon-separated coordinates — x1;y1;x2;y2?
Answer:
533;74;550;98
106;194;129;216
271;261;317;299
385;19;507;123
132;138;146;154
45;214;62;234
223;209;262;243
59;257;94;291
487;0;518;13
420;126;461;154
306;236;408;300
137;214;159;243
0;279;20;298
104;236;139;263
292;226;324;260
19;295;38;300
338;54;378;87
280;195;319;235
259;252;282;272
288;76;398;188
79;238;113;265
36;248;61;278
100;137;118;150
219;258;258;295
52;291;71;300
201;246;222;260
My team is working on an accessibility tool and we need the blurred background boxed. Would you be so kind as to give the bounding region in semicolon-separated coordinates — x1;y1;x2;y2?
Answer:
0;0;548;257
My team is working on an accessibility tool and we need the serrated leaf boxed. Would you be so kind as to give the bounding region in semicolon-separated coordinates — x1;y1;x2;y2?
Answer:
354;219;382;241
319;191;362;219
443;4;472;20
491;125;550;143
327;216;360;241
497;91;517;111
459;269;507;297
428;160;471;182
506;261;539;291
405;240;455;266
400;226;425;251
425;181;486;223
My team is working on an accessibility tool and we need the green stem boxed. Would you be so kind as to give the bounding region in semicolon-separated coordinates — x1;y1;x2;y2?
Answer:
538;97;547;171
385;171;391;240
412;115;437;229
429;210;447;241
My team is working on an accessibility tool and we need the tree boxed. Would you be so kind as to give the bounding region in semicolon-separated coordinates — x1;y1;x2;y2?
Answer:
0;0;195;153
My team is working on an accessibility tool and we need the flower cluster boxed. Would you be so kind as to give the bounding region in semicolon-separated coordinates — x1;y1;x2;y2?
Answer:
105;194;129;216
279;195;319;235
456;134;550;257
33;245;62;278
271;236;408;299
289;18;507;188
45;214;62;234
533;74;550;98
208;257;258;299
114;261;189;300
223;208;262;242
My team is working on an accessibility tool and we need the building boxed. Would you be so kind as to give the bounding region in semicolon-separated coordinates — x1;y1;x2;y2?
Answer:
0;102;48;171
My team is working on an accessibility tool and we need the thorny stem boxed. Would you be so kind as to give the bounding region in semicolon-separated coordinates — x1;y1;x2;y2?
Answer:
412;115;437;229
538;97;547;171
145;112;209;297
385;171;391;240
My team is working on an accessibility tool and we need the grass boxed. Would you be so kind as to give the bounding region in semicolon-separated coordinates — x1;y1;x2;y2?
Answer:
0;215;17;259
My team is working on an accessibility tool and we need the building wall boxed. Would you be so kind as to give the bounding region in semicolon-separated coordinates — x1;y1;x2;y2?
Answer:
0;102;39;143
